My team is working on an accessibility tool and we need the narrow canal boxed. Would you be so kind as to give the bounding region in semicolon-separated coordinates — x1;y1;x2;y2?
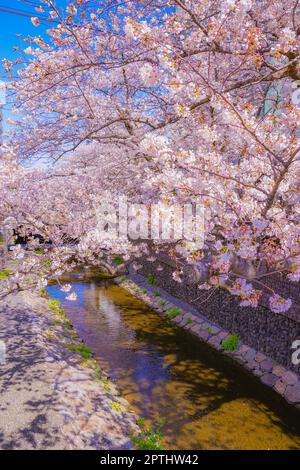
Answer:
47;272;300;450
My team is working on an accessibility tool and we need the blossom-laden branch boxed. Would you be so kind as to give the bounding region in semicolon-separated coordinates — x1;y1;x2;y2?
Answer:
1;0;300;313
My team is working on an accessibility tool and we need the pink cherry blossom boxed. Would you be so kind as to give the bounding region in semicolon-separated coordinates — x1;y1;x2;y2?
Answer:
31;17;40;27
66;292;77;301
0;0;299;315
61;284;72;293
269;295;292;314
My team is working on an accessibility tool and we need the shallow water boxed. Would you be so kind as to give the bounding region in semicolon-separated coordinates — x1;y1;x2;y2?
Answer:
48;273;300;450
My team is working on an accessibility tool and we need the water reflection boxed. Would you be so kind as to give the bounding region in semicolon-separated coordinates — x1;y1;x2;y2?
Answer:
47;277;300;450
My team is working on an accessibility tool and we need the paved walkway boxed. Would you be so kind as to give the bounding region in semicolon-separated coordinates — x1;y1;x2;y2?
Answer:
0;291;137;450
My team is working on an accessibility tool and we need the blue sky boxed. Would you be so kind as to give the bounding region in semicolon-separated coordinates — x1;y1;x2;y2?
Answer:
0;1;171;136
0;1;67;65
0;1;67;133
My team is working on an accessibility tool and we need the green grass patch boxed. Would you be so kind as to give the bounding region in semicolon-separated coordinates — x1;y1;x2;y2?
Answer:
132;285;141;292
0;269;12;279
39;288;49;299
69;332;79;341
48;299;64;314
94;366;103;376
166;306;181;319
131;419;164;450
112;256;125;266
154;289;160;297
80;359;103;379
49;299;60;310
111;401;122;413
222;334;240;351
59;314;72;328
100;377;111;392
66;342;92;359
146;273;157;286
45;328;55;342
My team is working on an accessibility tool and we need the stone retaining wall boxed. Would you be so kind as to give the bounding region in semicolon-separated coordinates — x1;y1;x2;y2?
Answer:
116;275;300;409
136;257;300;374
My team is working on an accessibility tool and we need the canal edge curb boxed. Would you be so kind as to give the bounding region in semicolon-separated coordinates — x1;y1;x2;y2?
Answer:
115;275;300;410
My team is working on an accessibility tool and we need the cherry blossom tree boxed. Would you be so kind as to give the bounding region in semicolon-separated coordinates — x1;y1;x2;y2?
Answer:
2;0;300;312
0;142;134;298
